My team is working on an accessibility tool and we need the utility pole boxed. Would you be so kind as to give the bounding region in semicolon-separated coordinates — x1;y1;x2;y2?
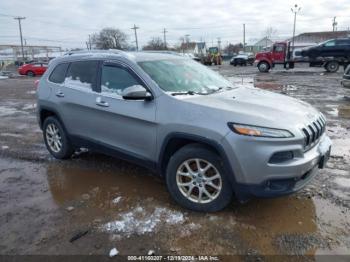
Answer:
291;4;301;53
14;16;26;61
163;28;168;49
131;24;139;51
243;24;246;52
217;37;221;52
332;17;338;32
88;34;92;50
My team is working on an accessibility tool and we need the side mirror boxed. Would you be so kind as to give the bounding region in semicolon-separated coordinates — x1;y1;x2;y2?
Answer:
122;85;153;101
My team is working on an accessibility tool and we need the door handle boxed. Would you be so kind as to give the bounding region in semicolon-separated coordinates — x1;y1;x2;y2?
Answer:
96;97;109;107
55;91;64;97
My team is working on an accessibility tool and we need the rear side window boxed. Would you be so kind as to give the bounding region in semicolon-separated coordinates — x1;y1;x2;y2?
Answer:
49;63;69;84
336;39;350;45
65;61;98;90
101;65;142;96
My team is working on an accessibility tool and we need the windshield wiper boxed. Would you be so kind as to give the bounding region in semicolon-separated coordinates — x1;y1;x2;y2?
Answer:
171;91;196;96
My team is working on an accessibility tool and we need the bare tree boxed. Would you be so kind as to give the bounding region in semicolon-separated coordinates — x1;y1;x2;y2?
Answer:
224;43;243;55
90;27;128;50
265;27;277;39
142;37;166;50
264;27;277;47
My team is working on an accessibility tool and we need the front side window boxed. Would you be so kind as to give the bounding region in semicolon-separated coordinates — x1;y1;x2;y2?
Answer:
100;65;141;96
274;45;284;52
138;59;234;93
65;60;98;90
49;63;69;84
324;40;335;47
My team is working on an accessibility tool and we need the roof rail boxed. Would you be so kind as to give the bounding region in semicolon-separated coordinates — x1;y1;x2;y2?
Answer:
64;49;127;56
141;50;182;56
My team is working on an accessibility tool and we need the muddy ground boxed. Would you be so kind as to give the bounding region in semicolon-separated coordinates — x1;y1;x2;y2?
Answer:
0;63;349;260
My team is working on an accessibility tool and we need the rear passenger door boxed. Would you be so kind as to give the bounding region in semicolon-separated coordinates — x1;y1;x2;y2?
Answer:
92;61;157;161
49;60;101;140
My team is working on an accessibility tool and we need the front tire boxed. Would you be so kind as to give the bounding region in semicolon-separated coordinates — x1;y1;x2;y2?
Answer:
258;61;270;72
165;144;233;212
43;116;74;159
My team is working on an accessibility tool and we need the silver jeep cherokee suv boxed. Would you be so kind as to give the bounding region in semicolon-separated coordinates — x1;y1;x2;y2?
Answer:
37;50;332;212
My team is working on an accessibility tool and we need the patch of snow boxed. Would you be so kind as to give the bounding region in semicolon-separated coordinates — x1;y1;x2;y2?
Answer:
64;77;92;91
0;76;8;79
0;106;27;117
1;145;9;150
26;90;36;95
0;133;22;138
101;207;185;236
112;196;122;204
331;138;350;158
334;177;350;188
109;247;119;257
22;103;36;110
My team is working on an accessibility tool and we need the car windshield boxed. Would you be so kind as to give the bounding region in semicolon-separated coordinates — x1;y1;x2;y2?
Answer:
138;59;234;94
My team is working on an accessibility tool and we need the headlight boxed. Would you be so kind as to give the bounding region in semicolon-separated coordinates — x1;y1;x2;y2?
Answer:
228;123;293;138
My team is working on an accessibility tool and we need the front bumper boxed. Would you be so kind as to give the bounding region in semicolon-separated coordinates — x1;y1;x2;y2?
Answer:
222;132;332;200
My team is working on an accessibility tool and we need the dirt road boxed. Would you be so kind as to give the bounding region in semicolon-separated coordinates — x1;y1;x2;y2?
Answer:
0;64;349;259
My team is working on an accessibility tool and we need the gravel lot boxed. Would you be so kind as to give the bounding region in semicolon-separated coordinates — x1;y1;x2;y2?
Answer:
0;63;349;259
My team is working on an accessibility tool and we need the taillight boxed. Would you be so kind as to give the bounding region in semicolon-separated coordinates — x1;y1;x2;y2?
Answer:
34;79;40;89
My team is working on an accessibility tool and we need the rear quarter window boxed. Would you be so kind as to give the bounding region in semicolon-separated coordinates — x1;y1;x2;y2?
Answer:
49;63;69;84
65;60;99;90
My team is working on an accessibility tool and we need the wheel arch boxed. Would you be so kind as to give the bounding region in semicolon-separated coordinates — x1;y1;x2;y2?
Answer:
39;106;65;130
158;133;237;186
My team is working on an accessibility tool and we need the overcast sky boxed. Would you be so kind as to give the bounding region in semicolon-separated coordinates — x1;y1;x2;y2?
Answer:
1;0;350;49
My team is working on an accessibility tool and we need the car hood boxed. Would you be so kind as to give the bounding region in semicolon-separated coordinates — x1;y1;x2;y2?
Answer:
177;87;321;129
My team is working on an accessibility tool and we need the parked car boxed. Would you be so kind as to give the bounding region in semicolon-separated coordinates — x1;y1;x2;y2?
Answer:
18;62;48;77
341;64;350;88
37;50;332;212
230;54;254;66
300;38;350;59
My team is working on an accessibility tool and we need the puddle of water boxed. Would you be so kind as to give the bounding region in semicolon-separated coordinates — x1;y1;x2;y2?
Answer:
2;157;349;255
338;105;350;119
228;76;254;88
46;159;168;211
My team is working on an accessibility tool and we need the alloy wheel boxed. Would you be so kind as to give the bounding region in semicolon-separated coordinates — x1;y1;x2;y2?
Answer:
45;123;62;153
176;158;222;204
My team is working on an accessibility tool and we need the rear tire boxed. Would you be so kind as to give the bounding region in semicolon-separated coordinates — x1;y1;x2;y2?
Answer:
43;116;74;159
26;71;35;77
165;144;233;212
325;61;339;73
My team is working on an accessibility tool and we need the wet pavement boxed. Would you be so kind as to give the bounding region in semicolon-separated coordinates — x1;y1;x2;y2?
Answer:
0;64;349;258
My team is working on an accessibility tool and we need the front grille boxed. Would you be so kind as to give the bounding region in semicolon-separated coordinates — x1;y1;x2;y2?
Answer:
301;115;326;151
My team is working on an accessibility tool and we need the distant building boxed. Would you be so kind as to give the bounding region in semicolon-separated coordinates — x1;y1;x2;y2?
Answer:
180;42;207;56
292;31;350;44
0;44;62;63
246;37;274;53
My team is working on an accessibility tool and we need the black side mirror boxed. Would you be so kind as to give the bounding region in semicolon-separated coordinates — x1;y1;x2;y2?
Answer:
122;85;153;101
